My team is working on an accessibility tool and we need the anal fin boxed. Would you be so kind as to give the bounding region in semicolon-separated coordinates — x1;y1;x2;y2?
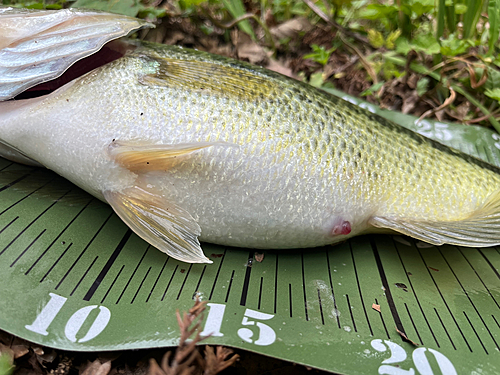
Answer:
369;190;500;247
104;186;212;264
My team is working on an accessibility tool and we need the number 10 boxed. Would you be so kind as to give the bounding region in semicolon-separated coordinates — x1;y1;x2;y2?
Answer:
25;293;111;343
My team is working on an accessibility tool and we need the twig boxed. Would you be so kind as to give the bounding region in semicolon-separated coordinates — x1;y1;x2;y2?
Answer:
383;54;500;131
202;346;240;375
396;328;419;346
468;64;488;89
302;0;370;45
465;108;500;124
340;34;378;84
201;8;276;52
417;86;456;123
149;299;239;375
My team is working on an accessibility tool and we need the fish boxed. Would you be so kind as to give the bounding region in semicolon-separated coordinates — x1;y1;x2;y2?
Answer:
2;22;500;264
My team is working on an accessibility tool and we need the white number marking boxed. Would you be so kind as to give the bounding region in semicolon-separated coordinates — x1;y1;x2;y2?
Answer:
492;133;500;150
64;305;111;343
25;293;67;336
202;304;276;346
25;293;110;343
237;309;276;346
412;347;457;375
201;303;225;337
371;339;457;374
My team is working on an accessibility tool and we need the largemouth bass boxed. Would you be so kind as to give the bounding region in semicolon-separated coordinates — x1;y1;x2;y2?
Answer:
1;38;500;263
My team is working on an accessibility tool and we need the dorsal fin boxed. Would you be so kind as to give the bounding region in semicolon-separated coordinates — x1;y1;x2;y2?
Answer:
139;56;277;100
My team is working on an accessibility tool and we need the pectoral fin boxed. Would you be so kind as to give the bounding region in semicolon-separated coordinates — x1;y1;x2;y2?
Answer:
369;191;500;247
104;186;212;264
108;140;230;172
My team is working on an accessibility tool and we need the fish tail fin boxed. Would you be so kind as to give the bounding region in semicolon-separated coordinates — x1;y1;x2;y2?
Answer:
369;190;500;247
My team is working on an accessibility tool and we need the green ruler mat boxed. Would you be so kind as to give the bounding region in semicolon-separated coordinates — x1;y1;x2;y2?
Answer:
1;90;500;375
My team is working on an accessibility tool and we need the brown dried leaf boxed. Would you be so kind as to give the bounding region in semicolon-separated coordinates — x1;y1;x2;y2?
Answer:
50;356;73;375
270;17;312;40
11;344;29;359
453;101;471;121
32;346;44;356
253;252;265;263
372;304;381;313
148;359;166;375
163;31;185;46
266;60;294;78
418;87;456;123
396;328;419;346
233;31;269;65
0;343;14;363
81;359;112;375
36;348;57;364
203;346;239;375
401;91;420;115
28;351;44;375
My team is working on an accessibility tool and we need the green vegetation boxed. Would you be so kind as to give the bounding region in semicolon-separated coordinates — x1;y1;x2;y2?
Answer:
3;0;500;130
0;352;14;375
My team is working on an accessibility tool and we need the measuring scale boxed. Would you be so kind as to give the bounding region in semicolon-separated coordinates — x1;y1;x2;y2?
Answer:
1;91;499;374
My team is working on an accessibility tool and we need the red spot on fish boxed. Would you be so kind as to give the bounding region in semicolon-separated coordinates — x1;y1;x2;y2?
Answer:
332;220;351;236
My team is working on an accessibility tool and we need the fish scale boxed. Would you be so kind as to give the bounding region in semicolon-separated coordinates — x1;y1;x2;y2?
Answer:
1;40;500;263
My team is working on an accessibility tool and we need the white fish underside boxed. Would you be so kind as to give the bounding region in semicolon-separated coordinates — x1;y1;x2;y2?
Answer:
2;41;500;263
0;53;356;250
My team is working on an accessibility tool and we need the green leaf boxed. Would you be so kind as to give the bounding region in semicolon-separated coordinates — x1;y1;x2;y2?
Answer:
489;0;500;54
178;0;208;10
445;3;456;32
440;34;473;56
303;45;333;66
386;29;401;49
382;61;402;80
485;88;500;102
485;67;500;90
454;3;467;14
137;6;167;20
309;72;324;88
222;0;256;40
463;0;484;38
71;0;142;17
395;37;412;54
0;353;13;375
358;3;398;20
368;29;384;48
361;81;384;97
411;0;434;16
436;0;445;38
416;77;430;96
413;33;441;54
